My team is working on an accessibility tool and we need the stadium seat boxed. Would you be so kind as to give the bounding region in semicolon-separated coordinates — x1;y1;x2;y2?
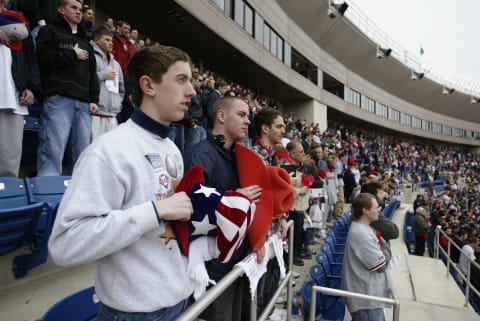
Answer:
300;280;345;321
382;198;400;219
37;286;100;321
21;115;41;168
324;235;345;252
327;227;347;243
322;240;343;260
25;176;71;222
310;264;327;285
321;244;343;265
0;177;48;278
403;211;416;254
316;253;342;288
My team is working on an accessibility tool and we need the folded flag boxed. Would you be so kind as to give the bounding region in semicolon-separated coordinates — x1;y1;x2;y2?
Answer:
0;9;29;51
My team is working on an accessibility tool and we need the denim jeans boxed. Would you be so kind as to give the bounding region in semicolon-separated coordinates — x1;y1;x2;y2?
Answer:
351;308;384;321
168;123;185;154
37;95;91;176
184;125;206;150
303;228;315;247
96;297;191;321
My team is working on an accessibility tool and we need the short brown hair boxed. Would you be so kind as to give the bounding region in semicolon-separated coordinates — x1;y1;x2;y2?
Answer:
212;96;247;125
127;45;192;107
92;26;111;41
58;0;82;7
352;193;376;220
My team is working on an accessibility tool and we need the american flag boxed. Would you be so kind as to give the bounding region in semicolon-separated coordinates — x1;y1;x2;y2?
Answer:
173;181;255;263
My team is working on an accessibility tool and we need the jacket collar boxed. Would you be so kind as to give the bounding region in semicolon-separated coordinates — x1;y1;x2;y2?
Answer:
131;108;170;138
54;14;87;36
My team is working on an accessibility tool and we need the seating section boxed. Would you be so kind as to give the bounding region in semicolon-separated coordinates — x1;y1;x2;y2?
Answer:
300;212;350;320
0;176;70;278
37;286;99;321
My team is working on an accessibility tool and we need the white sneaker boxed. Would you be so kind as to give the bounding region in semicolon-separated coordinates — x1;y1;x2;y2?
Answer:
276;296;286;304
269;308;283;321
269;315;281;321
292;271;300;278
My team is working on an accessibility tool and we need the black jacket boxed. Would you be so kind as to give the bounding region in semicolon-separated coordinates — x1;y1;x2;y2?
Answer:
10;28;41;98
36;16;98;103
371;215;399;241
184;137;249;281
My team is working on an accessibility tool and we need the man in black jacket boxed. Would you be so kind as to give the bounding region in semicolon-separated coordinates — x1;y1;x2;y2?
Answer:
361;181;399;241
184;96;263;321
36;0;99;176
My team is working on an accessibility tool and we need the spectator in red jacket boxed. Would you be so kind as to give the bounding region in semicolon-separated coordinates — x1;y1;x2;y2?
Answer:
112;20;135;72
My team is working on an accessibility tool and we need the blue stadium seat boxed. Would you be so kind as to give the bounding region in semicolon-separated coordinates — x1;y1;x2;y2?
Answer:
329;223;348;239
37;286;100;321
21;113;41;167
403;211;416;254
324;235;345;252
316;253;342;288
25;176;71;222
0;177;48;278
382;198;400;219
300;280;345;321
310;264;326;285
321;244;343;265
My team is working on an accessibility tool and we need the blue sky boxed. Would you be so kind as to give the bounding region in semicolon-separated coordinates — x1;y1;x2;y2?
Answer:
348;0;480;86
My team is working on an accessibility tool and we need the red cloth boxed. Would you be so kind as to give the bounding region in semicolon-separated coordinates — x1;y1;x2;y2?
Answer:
236;144;294;251
375;230;382;247
317;168;327;179
276;150;294;164
301;173;314;187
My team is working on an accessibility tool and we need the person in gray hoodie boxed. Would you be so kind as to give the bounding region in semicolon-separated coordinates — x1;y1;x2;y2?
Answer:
90;26;124;141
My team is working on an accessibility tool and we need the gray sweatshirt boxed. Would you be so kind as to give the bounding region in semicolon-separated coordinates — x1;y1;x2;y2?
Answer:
48;119;194;312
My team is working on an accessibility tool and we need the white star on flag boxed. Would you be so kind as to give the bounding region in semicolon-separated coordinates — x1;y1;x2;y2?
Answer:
194;184;221;198
191;214;216;236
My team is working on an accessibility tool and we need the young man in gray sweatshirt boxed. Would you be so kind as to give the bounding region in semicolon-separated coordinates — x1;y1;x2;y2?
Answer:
49;45;197;321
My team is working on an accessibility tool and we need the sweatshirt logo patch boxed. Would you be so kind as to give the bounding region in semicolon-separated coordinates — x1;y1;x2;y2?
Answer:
145;153;163;169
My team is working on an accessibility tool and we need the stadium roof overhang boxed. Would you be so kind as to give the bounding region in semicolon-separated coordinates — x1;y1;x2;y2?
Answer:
276;0;479;123
95;1;310;103
96;1;478;124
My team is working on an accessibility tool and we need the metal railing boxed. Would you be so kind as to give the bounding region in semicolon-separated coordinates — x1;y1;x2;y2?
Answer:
176;221;295;321
434;225;480;307
309;271;400;321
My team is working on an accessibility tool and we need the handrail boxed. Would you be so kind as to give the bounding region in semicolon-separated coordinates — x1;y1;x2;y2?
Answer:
434;225;480;307
310;273;400;321
176;221;295;321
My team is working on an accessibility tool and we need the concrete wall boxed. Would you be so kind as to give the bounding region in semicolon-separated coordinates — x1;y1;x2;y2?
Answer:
284;99;328;133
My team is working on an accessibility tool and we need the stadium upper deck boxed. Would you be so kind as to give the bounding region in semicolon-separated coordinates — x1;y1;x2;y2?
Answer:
92;0;480;148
